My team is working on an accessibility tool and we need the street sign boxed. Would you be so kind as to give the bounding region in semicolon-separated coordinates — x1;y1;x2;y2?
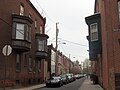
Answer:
2;45;12;56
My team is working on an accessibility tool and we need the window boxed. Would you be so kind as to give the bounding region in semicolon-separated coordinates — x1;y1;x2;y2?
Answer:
38;60;41;72
118;1;120;22
37;39;47;51
14;23;31;41
39;25;43;34
33;60;36;73
20;4;24;16
24;54;27;67
37;39;44;51
29;13;32;19
16;54;21;72
35;20;37;28
28;57;32;72
26;26;31;41
90;23;98;41
16;23;25;39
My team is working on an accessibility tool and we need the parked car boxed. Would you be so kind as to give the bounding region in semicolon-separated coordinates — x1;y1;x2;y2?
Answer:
74;74;80;79
46;76;63;87
60;74;69;84
66;73;75;82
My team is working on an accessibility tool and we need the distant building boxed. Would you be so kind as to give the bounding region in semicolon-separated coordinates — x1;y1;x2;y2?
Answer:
47;44;56;78
0;0;49;87
72;60;80;74
47;44;77;77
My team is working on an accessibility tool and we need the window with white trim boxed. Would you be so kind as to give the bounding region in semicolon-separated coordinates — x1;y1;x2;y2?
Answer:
90;23;98;41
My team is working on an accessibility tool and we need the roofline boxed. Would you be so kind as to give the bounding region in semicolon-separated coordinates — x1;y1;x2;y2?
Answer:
26;0;45;22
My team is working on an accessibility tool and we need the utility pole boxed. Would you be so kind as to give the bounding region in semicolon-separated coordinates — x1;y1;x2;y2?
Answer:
55;22;59;76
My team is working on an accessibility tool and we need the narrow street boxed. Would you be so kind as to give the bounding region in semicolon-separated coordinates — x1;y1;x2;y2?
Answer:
36;77;85;90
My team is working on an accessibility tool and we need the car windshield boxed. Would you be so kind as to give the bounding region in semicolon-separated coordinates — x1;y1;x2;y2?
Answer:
61;75;67;79
52;76;60;80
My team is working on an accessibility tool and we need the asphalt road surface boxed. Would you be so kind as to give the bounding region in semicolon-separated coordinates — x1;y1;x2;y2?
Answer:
37;77;86;90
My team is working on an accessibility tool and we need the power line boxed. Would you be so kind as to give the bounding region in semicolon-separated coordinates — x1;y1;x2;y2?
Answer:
0;17;26;35
49;38;88;47
0;18;10;26
60;38;88;47
35;0;56;23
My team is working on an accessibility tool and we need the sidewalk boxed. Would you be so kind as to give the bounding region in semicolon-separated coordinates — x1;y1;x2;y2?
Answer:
5;77;104;90
11;84;46;90
79;78;104;90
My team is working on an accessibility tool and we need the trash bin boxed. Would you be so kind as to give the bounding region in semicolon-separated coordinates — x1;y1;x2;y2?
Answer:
93;74;98;84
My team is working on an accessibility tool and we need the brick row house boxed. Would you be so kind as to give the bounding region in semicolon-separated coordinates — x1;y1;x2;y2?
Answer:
85;0;120;90
0;0;49;87
47;44;81;78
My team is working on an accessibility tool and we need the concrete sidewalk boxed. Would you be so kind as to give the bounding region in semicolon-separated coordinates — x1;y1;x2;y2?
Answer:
11;84;46;90
79;78;104;90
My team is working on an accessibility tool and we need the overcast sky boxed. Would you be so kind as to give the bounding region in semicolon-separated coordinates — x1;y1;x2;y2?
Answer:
30;0;95;63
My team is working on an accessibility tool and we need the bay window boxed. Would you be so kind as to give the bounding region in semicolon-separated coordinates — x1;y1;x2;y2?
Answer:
12;14;33;51
35;33;49;58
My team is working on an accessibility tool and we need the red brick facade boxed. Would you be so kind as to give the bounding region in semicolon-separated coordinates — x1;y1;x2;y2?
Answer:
0;0;48;87
87;0;120;90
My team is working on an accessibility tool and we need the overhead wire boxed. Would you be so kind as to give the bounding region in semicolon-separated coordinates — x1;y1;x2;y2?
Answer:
35;0;56;24
32;0;89;61
49;37;88;47
60;38;88;47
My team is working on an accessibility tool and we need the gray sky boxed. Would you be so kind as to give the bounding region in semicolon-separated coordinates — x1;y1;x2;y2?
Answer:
30;0;95;62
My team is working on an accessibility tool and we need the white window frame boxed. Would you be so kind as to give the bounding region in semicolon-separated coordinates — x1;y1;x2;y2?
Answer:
90;23;98;41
